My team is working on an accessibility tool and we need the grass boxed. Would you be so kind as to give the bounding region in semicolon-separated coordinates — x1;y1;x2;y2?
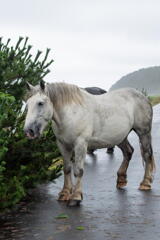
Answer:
148;96;160;106
55;213;69;219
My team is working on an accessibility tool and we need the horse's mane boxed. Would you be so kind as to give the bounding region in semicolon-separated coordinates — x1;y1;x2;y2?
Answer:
46;82;84;108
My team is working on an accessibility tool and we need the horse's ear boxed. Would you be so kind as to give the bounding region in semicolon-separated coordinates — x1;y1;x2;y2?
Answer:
26;81;35;91
40;80;45;91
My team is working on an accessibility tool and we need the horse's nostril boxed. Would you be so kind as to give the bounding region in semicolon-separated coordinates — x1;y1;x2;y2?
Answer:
28;128;35;137
36;124;41;132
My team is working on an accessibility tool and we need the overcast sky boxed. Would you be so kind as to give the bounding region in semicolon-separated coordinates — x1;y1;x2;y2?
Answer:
1;0;160;90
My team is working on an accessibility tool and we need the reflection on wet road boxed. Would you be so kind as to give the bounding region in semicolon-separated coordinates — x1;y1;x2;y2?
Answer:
1;105;160;240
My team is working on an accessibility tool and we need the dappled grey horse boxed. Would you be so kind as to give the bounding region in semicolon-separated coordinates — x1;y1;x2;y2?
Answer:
84;87;114;154
24;81;155;207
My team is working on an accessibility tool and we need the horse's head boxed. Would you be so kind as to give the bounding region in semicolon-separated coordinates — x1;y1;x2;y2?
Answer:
24;81;53;139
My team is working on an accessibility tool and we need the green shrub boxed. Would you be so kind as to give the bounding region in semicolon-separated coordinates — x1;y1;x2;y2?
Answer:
0;38;61;209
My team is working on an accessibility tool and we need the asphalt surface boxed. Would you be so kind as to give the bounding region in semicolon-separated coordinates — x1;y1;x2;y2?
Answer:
1;105;160;240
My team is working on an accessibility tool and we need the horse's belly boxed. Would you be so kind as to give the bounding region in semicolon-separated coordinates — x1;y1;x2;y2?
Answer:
88;134;126;149
88;138;114;150
89;118;132;149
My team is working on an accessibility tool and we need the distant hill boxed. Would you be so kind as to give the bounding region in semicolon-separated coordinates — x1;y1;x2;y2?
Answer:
109;66;160;96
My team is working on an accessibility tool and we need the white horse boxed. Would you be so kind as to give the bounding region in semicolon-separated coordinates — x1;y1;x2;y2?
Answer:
24;81;155;206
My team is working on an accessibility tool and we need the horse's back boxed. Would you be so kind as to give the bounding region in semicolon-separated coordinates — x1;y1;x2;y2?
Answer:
104;88;153;131
103;88;151;112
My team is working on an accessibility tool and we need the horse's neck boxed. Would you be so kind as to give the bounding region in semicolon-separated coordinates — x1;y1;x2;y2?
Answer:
51;107;61;127
51;102;71;129
47;84;94;127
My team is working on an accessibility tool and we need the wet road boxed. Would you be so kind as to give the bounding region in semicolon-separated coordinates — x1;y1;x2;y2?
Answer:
1;105;160;240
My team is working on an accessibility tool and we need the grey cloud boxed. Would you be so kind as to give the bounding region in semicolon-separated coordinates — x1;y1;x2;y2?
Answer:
1;0;160;90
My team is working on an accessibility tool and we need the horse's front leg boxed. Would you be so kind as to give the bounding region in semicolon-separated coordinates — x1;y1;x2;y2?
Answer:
57;141;73;201
68;138;87;207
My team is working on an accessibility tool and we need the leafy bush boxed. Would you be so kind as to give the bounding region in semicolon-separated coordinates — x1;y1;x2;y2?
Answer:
0;38;61;209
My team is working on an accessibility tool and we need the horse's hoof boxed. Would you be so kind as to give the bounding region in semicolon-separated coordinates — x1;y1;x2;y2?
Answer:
117;181;127;189
67;199;81;207
139;184;151;191
58;195;70;201
58;190;71;201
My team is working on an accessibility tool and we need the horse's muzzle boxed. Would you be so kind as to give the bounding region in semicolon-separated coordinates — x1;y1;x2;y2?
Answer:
24;123;41;139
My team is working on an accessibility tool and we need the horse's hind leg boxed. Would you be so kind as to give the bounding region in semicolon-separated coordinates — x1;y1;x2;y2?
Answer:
57;141;73;201
117;138;134;188
138;132;155;190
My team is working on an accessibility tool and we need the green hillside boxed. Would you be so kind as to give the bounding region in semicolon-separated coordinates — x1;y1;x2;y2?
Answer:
110;66;160;96
149;96;160;106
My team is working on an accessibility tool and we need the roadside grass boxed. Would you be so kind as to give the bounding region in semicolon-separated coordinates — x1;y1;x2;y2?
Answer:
149;96;160;106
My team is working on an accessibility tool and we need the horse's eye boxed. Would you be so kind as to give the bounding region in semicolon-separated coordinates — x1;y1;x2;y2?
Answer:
38;102;44;106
